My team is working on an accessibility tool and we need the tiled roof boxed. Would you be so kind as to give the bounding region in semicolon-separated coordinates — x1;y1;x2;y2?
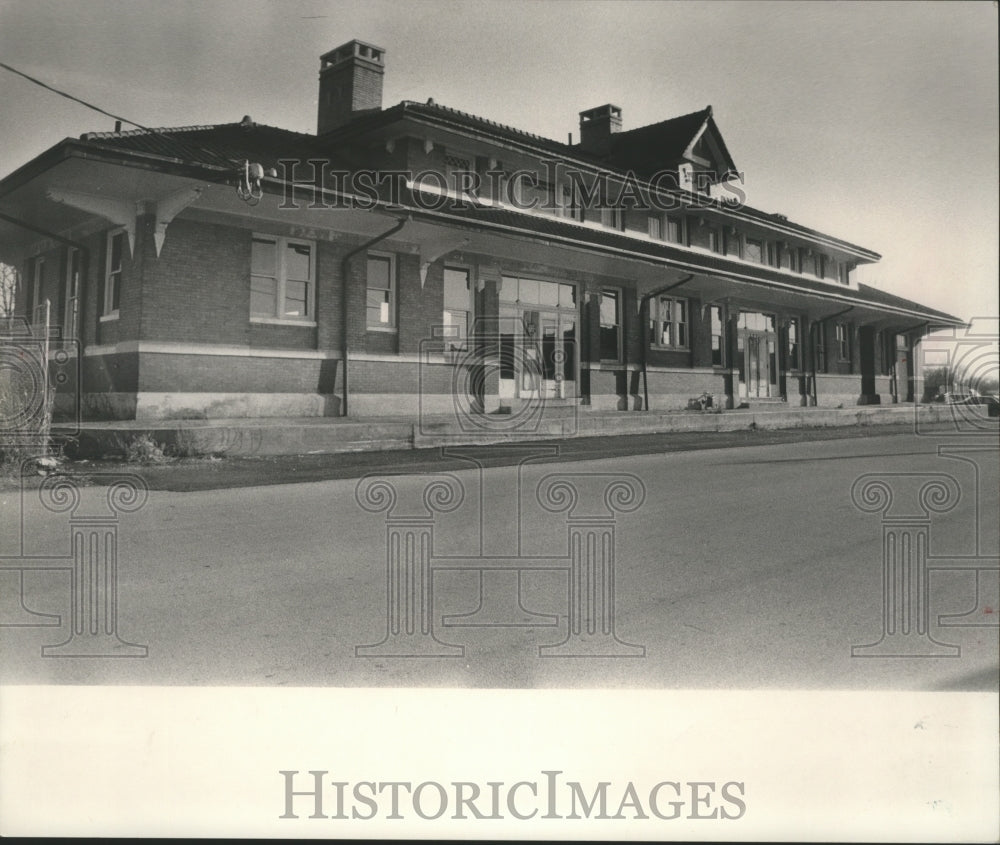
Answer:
78;120;339;171
63;115;956;322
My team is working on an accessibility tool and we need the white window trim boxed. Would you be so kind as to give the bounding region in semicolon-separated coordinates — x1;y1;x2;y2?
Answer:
709;304;726;367
599;287;623;362
650;295;690;350
103;228;126;319
786;317;802;371
366;251;397;331
442;263;473;351
250;234;316;323
835;322;850;361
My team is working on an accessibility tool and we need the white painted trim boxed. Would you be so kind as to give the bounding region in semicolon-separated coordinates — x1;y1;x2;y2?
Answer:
349;351;437;364
250;317;317;327
644;365;719;375
83;341;341;359
99;312;119;322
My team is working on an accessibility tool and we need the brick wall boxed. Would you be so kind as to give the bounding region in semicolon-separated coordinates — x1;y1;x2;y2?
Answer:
140;217;251;345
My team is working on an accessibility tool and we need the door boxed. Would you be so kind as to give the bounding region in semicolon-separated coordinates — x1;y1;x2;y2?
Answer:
743;331;773;398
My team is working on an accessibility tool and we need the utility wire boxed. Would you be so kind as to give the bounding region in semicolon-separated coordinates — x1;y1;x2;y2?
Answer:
0;59;238;172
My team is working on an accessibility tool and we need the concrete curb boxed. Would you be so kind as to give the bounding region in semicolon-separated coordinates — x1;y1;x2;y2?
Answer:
51;403;994;458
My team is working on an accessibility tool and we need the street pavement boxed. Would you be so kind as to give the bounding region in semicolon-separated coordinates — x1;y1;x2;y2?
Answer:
1;430;997;689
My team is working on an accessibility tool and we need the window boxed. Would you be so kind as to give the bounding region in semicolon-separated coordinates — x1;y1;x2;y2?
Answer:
443;265;471;350
652;296;688;349
782;247;797;273
365;253;396;329
745;238;764;264
895;333;909;350
599;288;621;360
64;247;81;338
814;324;826;373
724;229;741;257
839;263;851;286
813;254;824;277
786;318;801;370
710;305;725;366
444;153;471;197
600;205;624;231
707;228;720;253
647;215;661;240
561;184;581;220
251;236;314;321
836;323;849;361
103;230;124;318
666;217;682;244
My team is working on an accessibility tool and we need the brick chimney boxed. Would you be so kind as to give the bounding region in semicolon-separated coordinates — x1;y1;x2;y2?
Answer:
578;104;622;154
317;40;385;135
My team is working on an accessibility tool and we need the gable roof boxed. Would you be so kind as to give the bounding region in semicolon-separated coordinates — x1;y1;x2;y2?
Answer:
595;107;737;180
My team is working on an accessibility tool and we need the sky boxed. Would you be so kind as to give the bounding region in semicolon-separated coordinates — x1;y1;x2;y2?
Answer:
0;0;997;321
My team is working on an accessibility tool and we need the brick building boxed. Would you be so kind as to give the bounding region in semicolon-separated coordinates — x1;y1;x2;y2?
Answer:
0;39;963;422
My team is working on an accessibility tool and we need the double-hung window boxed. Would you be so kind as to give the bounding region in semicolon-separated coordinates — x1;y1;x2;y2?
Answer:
814;324;827;373
251;235;315;322
599;288;622;361
786;318;801;370
442;265;471;350
710;305;725;366
103;230;125;319
652;296;688;349
366;253;396;330
835;323;849;361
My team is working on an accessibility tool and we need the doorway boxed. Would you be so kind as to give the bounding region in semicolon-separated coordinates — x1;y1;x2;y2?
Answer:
737;311;777;400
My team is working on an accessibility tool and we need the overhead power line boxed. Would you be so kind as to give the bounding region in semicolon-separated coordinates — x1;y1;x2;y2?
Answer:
0;59;238;171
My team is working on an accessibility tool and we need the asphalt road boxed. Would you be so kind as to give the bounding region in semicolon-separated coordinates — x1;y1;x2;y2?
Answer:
1;430;997;689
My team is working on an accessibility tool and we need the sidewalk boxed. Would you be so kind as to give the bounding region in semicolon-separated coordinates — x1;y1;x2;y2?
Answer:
52;402;977;459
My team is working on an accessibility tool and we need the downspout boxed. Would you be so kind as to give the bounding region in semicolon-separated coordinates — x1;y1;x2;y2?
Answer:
338;215;411;417
810;305;854;405
639;274;694;412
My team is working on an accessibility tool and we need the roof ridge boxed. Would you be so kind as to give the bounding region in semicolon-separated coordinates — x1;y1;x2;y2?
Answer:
615;106;711;138
402;100;570;149
81;120;315;141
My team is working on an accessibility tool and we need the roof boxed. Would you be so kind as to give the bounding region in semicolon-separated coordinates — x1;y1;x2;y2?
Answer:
598;107;736;178
77;119;346;172
384;185;962;326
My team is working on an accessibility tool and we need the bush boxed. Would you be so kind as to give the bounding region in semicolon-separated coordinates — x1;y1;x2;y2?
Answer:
0;374;55;476
107;433;169;464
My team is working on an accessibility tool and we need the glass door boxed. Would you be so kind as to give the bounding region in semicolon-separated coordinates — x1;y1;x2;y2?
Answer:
738;311;777;400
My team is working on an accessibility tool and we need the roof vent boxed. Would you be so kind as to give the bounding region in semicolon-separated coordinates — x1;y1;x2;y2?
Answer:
240;115;255;127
